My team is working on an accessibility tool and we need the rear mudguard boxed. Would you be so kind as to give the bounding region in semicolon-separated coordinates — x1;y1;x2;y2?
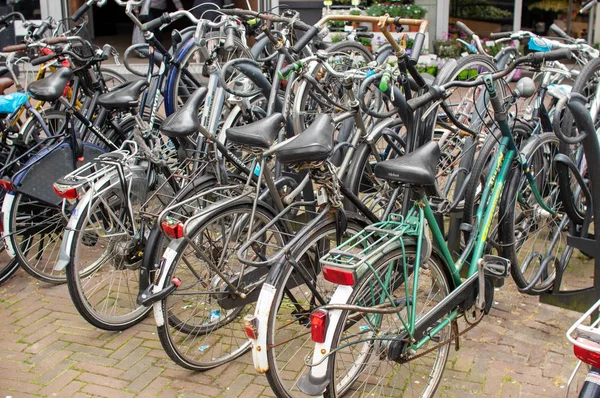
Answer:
2;192;15;258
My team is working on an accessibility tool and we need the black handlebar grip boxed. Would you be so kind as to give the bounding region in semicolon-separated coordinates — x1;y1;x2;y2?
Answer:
32;21;50;40
72;1;91;22
224;26;236;52
407;90;436;112
455;21;475;37
356;32;374;39
530;48;572;63
292;25;319;54
31;53;58;66
409;32;425;65
142;13;170;32
489;31;511;39
549;23;571;39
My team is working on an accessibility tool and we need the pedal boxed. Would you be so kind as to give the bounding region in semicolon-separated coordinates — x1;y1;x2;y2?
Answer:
482;255;511;279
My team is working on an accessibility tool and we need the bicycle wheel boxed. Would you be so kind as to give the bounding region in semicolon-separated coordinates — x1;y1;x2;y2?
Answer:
558;57;600;225
265;217;368;398
293;41;374;136
326;247;452;398
167;33;253;113
499;132;566;293
156;200;286;370
65;167;174;330
100;68;127;91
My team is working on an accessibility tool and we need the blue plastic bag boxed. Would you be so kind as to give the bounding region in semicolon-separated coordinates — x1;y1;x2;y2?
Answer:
0;92;28;113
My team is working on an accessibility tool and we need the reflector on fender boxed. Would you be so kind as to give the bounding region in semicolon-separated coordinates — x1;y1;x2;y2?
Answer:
53;183;78;200
0;179;14;191
311;309;328;343
574;337;600;368
161;218;184;239
322;266;356;286
244;314;258;340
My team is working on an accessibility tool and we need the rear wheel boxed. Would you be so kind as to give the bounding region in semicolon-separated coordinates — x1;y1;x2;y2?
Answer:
326;248;452;398
156;201;286;370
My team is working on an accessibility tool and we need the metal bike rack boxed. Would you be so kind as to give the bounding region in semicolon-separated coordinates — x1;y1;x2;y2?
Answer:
539;102;600;313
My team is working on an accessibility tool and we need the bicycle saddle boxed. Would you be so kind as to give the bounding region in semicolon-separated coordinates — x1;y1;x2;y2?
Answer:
98;79;148;109
28;67;73;102
374;140;440;186
0;77;14;95
160;87;207;138
226;113;285;149
0;67;9;78
276;114;334;165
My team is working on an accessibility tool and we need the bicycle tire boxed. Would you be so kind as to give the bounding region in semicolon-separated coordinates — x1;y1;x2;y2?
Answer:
264;216;369;398
156;199;287;370
498;132;566;293
325;247;452;398
557;57;600;225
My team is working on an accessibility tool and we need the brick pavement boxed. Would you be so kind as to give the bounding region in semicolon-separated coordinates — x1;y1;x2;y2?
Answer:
0;263;593;398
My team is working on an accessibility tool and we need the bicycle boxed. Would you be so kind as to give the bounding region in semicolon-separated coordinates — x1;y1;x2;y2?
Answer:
297;48;572;398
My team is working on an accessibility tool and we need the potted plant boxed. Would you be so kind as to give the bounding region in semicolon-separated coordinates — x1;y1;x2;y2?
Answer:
331;34;345;43
358;37;373;52
349;8;362;29
328;19;347;32
365;4;387;31
406;5;427;31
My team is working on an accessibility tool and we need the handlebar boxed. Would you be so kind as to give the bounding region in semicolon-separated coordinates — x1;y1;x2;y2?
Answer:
407;48;573;111
2;43;28;52
0;12;26;25
31;53;58;66
489;31;512;39
581;0;597;13
220;9;312;31
72;0;92;21
549;23;572;40
455;21;475;37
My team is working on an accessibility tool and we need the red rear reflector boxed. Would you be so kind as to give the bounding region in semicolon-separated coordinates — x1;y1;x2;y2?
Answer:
171;277;181;287
574;337;600;368
322;266;356;286
244;314;258;340
311;309;328;343
161;219;184;239
53;184;78;200
0;179;13;191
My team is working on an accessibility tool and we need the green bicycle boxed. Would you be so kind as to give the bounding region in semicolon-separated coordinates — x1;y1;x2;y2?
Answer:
296;48;572;398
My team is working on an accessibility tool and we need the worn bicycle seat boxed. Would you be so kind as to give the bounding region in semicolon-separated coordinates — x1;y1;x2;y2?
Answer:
226;113;285;149
28;67;73;102
160;87;207;138
374;140;440;186
0;77;14;95
98;79;148;110
0;67;9;78
276;114;334;165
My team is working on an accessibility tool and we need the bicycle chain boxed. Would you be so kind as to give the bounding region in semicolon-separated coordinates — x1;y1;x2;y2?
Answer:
403;313;483;363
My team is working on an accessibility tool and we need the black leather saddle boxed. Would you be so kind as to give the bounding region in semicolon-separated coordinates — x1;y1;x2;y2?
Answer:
98;79;148;110
160;87;207;138
226;113;284;149
28;67;73;102
276;114;334;165
374;141;440;186
0;67;9;78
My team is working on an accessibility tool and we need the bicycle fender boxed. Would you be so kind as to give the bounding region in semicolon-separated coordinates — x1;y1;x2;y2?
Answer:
53;172;113;271
248;282;277;373
297;285;354;396
2;192;15;258
152;242;181;327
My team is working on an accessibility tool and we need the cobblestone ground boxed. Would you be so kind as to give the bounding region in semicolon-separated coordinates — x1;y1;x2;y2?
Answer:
0;259;594;398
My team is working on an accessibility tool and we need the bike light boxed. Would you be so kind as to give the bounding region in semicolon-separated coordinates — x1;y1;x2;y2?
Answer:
574;337;600;368
53;183;78;200
161;218;184;239
311;309;328;343
244;314;258;340
322;266;356;286
0;179;13;191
